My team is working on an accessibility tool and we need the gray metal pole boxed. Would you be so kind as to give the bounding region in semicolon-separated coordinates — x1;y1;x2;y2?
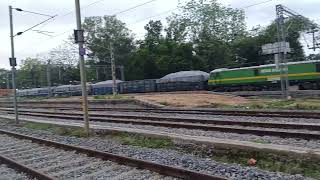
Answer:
109;41;117;95
120;65;125;81
9;6;19;124
6;73;10;89
276;6;287;99
95;67;99;81
58;66;61;84
75;0;90;136
47;60;52;97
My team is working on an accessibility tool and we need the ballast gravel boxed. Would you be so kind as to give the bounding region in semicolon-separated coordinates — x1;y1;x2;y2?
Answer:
0;164;32;180
16;115;320;150
0;122;313;180
0;133;162;179
89;110;320;124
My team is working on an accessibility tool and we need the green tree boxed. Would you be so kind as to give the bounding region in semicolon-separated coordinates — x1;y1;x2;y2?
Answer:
17;58;46;89
0;69;9;89
83;15;134;81
171;0;246;42
165;0;246;71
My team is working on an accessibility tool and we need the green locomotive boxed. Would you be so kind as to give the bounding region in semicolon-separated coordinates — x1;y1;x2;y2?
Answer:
208;60;320;91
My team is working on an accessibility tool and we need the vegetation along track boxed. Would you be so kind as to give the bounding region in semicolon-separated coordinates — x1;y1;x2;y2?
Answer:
0;129;225;180
2;108;320;140
3;104;320;119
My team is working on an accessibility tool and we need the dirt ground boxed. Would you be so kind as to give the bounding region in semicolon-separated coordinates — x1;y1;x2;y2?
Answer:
133;91;250;107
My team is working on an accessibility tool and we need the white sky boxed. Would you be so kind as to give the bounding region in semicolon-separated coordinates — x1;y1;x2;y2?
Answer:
1;0;320;70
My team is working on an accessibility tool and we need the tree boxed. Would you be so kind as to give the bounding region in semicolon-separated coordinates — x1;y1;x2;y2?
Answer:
83;15;134;81
17;58;46;89
129;20;203;79
0;69;9;89
165;0;246;71
307;53;320;60
170;0;246;42
48;42;79;66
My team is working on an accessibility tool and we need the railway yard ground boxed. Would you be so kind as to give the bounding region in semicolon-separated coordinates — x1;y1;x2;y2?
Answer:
5;90;320;110
0;91;320;179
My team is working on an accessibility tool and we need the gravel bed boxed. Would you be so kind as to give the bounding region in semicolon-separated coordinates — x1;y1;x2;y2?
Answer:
0;164;32;180
17;115;320;150
90;110;320;124
0;122;313;180
3;108;320;124
0;133;161;179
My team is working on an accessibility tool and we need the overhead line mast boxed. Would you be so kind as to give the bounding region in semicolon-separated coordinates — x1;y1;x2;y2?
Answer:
275;4;315;99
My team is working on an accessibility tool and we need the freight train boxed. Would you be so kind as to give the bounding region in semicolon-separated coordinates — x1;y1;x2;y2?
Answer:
16;60;320;97
17;71;208;97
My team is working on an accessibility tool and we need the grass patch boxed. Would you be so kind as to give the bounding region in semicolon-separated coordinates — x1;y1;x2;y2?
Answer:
19;96;49;101
93;94;131;100
93;95;106;99
107;132;173;149
250;138;271;144
235;98;320;110
159;101;169;106
199;103;234;108
211;151;320;179
175;142;320;179
22;122;88;137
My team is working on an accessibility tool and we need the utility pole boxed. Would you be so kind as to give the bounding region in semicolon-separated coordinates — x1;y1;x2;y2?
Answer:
95;67;99;81
9;5;19;124
307;28;320;51
120;65;125;81
47;60;52;97
6;73;10;89
58;66;62;84
74;0;89;136
109;40;117;95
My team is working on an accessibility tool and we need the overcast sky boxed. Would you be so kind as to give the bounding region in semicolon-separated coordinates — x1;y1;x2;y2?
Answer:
1;0;320;69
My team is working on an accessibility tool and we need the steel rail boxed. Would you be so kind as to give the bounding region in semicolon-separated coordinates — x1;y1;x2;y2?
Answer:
0;129;226;180
1;104;319;118
2;108;319;131
0;154;56;180
4;110;320;140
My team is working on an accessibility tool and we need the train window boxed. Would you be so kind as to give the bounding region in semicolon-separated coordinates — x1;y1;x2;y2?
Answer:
316;63;320;72
254;69;259;76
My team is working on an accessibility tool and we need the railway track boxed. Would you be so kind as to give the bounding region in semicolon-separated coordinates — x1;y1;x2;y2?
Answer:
2;108;320;140
0;129;225;180
1;104;320;119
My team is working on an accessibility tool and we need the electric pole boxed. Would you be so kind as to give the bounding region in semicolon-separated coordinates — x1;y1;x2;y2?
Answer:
47;60;52;97
95;67;99;81
9;5;19;124
75;0;90;136
120;65;125;81
6;73;10;89
58;66;62;84
109;40;117;95
307;27;320;51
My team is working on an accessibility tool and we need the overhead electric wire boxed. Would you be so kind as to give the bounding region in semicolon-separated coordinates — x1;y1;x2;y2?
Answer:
14;15;57;36
128;7;178;25
112;0;157;16
241;0;274;9
35;0;107;32
14;8;54;17
59;0;107;18
34;0;161;47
